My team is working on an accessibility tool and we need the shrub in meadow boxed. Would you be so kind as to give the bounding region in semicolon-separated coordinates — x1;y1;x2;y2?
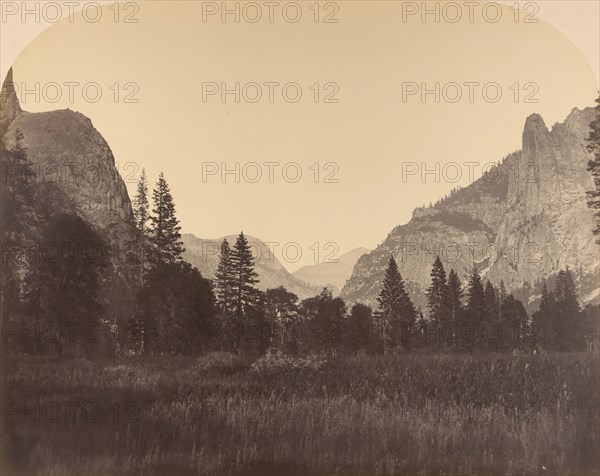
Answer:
249;349;326;377
194;351;250;375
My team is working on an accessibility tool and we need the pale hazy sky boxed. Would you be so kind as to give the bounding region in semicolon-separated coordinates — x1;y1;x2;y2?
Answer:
2;1;599;270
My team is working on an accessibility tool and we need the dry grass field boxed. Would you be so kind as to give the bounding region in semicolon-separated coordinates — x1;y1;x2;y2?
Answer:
2;352;598;476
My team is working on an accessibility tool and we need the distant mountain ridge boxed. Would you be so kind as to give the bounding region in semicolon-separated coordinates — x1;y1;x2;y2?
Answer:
181;233;323;299
292;247;370;295
341;106;600;312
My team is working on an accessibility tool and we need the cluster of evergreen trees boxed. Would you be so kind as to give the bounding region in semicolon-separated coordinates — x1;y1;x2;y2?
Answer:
363;256;532;353
368;256;597;354
122;171;214;355
532;271;597;352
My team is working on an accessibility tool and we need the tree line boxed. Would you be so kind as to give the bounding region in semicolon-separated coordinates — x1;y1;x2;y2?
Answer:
208;245;598;355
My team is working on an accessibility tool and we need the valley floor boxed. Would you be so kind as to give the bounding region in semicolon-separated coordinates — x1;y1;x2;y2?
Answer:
2;352;599;476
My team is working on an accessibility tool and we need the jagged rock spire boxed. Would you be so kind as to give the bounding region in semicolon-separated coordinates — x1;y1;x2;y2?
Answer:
0;67;22;138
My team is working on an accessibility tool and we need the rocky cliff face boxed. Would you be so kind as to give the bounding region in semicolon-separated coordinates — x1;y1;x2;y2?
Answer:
488;108;599;300
0;66;136;282
1;68;134;246
182;233;322;299
342;107;599;311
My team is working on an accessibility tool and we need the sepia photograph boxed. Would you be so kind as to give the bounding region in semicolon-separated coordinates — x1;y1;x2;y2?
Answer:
1;1;599;475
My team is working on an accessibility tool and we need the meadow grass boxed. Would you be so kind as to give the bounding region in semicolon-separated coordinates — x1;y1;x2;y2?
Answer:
2;352;598;476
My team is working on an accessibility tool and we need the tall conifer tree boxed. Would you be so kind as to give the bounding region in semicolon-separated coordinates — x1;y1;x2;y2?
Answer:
123;170;154;354
133;168;150;234
466;267;486;320
447;269;463;321
376;256;416;353
215;239;235;314
426;256;450;325
230;232;259;318
150;173;184;263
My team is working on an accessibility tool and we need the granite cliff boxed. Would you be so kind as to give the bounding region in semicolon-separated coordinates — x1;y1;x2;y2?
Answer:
341;107;599;311
1;68;135;268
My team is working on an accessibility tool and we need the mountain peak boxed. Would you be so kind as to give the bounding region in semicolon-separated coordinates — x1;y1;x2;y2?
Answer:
0;67;22;137
562;106;597;140
523;113;548;133
522;112;550;158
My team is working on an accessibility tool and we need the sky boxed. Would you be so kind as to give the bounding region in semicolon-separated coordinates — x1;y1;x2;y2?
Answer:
1;1;599;271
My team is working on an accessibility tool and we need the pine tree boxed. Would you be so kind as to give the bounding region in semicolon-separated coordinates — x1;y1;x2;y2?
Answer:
376;256;417;353
215;239;235;314
426;256;450;326
447;269;463;320
585;94;600;242
376;256;400;354
126;171;153;286
150;173;184;263
138;173;192;354
466;268;485;319
231;232;259;319
464;267;486;351
133;168;150;233
124;170;155;354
